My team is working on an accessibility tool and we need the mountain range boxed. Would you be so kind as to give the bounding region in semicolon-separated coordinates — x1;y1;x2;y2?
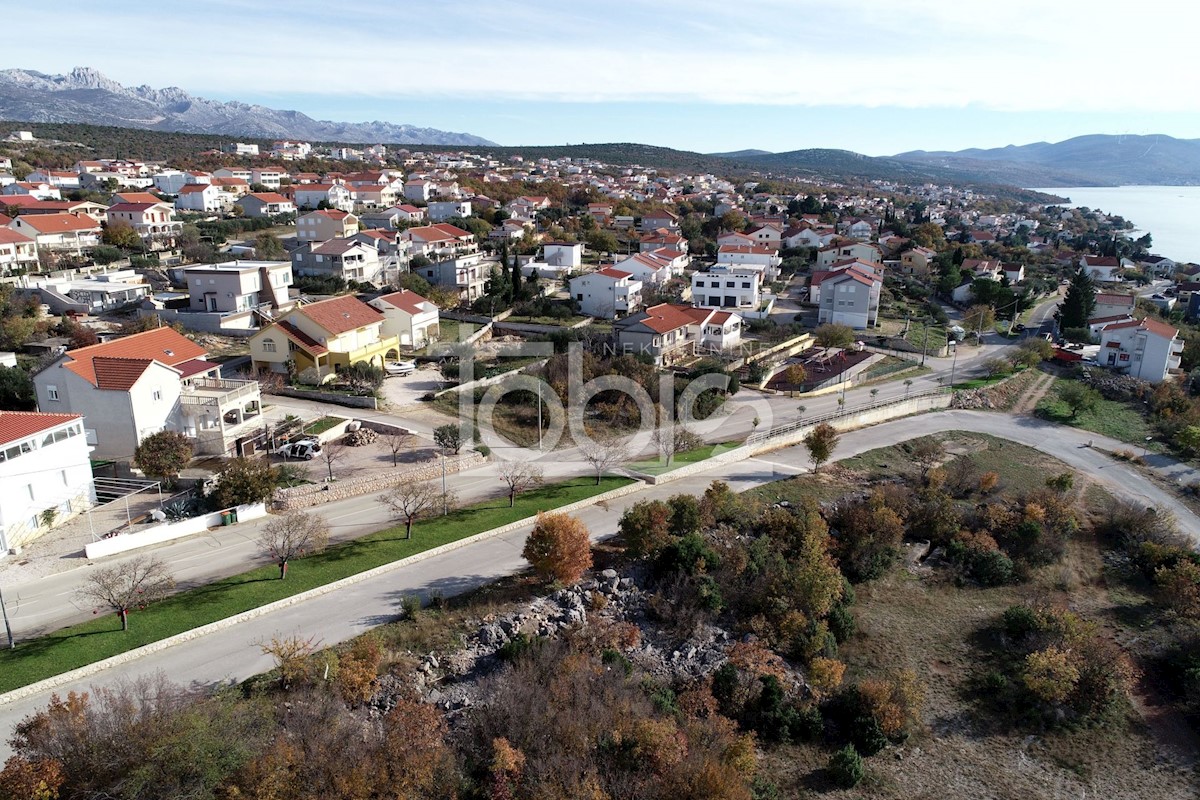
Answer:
0;67;496;146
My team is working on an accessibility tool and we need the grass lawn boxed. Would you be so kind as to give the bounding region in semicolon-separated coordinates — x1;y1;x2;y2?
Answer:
505;315;589;327
303;416;344;436
0;477;632;693
904;322;948;353
1036;378;1157;448
628;443;729;476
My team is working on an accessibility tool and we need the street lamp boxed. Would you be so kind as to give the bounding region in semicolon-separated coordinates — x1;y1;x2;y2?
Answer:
1142;436;1153;458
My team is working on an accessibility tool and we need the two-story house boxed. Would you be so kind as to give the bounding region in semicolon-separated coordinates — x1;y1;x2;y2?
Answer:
0;411;94;555
33;327;262;459
691;266;763;311
297;209;358;242
1081;255;1125;283
105;201;182;250
367;289;440;348
900;246;937;277
292;239;382;285
1093;292;1137;320
427;200;472;221
569;267;643;319
8;213;101;254
0;228;38;276
614;249;688;286
292;183;354;213
640;228;688;253
716;244;782;280
1098;318;1184;383
815;263;882;329
249;295;401;384
543;242;583;269
235;192;296;218
612;303;742;365
816;240;884;269
186;260;294;314
404;223;477;260
174;183;224;213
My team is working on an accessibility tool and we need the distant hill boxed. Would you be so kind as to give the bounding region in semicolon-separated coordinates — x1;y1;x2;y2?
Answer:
893;134;1200;186
0;66;496;146
708;149;773;158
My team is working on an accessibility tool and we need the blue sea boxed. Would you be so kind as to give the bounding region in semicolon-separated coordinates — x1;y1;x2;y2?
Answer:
1029;185;1200;265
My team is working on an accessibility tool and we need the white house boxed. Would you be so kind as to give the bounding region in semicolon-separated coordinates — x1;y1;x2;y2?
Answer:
32;327;262;459
1098;317;1184;383
403;179;434;202
367;288;440;348
426;199;472;221
816;240;883;269
293;184;354;213
175;183;224;213
105;201;182;250
8;213;101;253
2;182;61;201
235;192;296;218
615;249;687;285
0;411;95;555
569;267;643;319
292;239;382;285
691;266;763;311
716;244;782;279
1093;292;1137;319
0;228;38;276
543;242;583;269
1081;255;1124;283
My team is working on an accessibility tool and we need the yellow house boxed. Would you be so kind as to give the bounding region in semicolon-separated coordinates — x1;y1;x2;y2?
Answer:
249;295;401;384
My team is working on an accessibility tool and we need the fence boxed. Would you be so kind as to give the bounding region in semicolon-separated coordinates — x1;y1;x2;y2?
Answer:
746;389;947;447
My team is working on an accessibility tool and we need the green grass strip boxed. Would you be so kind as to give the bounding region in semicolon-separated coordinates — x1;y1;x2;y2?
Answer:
0;477;632;693
629;444;723;476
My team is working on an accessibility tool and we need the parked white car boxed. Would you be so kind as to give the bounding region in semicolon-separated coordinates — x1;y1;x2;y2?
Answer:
278;439;322;460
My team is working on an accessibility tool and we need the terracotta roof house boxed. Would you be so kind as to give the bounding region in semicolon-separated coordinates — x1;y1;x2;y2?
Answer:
32;327;261;459
249;295;400;384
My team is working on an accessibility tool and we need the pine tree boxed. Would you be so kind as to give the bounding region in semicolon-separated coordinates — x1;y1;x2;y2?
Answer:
1056;266;1096;331
510;250;522;299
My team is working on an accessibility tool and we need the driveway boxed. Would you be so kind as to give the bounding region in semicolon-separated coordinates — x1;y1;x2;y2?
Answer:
378;364;450;411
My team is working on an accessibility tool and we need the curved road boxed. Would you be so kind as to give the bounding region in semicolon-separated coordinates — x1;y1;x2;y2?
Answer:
0;408;1195;759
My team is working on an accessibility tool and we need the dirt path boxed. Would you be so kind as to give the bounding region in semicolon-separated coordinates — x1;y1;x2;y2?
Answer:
1010;371;1057;415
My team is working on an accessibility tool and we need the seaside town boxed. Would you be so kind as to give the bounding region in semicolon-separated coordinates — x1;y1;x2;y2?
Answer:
0;120;1199;798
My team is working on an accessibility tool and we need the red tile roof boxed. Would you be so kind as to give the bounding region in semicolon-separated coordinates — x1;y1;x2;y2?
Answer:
107;202;169;213
636;303;696;334
296;295;383;336
0;411;83;448
243;192;291;204
275;320;328;355
595;267;632;280
60;327;207;387
1095;293;1135;306
12;213;99;233
177;184;215;194
375;288;433;315
1103;317;1179;340
0;229;33;245
111;192;164;204
92;357;155;390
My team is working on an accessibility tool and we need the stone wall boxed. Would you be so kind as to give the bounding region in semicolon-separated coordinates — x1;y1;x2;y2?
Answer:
270;388;379;409
273;452;487;510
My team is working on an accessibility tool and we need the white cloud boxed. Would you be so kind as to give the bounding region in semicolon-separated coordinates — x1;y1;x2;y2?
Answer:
4;0;1198;114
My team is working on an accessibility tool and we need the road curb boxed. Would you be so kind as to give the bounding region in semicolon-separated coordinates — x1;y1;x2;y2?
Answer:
0;479;646;708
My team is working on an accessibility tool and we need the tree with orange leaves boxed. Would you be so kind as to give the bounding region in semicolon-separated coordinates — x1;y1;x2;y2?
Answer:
522;511;593;584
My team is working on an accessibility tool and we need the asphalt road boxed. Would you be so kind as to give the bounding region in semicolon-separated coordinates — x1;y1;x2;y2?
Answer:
1;409;1196;760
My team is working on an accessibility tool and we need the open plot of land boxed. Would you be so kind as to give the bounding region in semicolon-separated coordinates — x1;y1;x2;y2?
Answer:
1036;377;1158;448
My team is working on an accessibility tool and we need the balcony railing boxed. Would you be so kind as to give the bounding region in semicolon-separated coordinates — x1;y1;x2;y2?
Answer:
181;377;260;410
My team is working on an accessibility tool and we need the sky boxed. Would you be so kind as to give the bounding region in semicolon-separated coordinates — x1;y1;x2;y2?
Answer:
5;0;1200;156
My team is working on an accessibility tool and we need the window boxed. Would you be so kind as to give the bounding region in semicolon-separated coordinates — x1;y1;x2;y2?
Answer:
46;385;59;401
153;389;163;401
742;282;751;289
695;281;705;288
262;338;277;353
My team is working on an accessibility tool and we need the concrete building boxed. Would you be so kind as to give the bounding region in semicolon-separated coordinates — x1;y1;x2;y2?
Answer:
296;209;358;242
367;289;440;348
569;267;643;319
1098;318;1184;383
691;266;763;311
291;239;382;285
0;411;94;555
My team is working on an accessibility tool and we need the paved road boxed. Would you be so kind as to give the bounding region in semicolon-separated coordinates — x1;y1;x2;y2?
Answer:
2;409;1197;760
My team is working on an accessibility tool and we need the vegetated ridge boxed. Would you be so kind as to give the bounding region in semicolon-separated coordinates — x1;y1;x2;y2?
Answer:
0;66;496;146
893;133;1200;187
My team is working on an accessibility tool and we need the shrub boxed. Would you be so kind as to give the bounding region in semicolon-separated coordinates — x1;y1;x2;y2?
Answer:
522;512;593;585
828;745;865;788
1001;605;1041;641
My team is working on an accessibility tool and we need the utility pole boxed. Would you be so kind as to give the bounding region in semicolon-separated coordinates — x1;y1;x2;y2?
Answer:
1;586;14;649
440;446;448;515
920;318;930;366
949;342;959;388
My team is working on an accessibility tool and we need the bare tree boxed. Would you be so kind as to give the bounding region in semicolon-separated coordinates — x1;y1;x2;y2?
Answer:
378;480;443;539
258;633;320;689
76;556;175;631
651;423;702;467
318;438;345;482
497;459;545;507
258;511;330;579
382;428;412;467
579;439;629;485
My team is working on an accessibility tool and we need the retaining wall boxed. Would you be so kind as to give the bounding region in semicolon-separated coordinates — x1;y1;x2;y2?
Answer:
273;452;487;510
84;503;269;560
270;388;379;409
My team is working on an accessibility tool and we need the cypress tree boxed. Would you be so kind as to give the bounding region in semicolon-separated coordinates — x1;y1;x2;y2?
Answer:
1056;266;1097;331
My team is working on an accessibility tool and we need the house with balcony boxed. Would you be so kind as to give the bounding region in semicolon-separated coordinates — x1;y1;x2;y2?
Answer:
1094;292;1137;319
293;183;354;213
900;246;937;277
1098;318;1184;383
815;262;882;329
617;249;687;286
0;228;38;277
360;203;425;229
175;183;224;212
570;267;642;319
249;295;400;384
292;239;382;285
296;209;358;242
159;260;297;333
32;327;262;459
250;167;288;189
691;266;763;311
2;182;61;201
1081;255;1126;283
640;228;687;253
816;240;884;269
105;201;183;250
8;213;101;255
27;270;150;313
612;303;742;365
368;288;440;348
426;199;471;221
235;192;296;218
716;244;782;280
404;223;478;260
416;251;489;302
0;411;95;555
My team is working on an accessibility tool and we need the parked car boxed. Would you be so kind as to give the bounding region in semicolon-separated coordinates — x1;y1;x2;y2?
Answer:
384;360;417;378
278;439;322;460
1012;323;1026;333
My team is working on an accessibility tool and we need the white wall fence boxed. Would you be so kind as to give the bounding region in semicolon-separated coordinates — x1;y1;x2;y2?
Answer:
84;502;269;560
